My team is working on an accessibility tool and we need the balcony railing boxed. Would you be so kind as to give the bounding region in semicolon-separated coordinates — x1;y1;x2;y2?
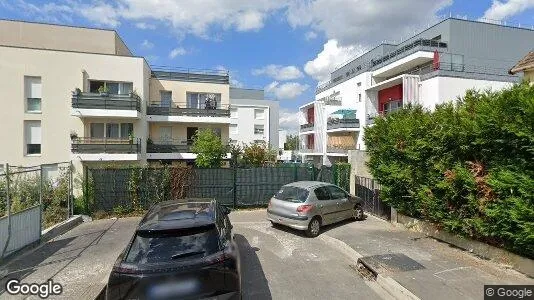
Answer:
299;147;316;153
300;123;314;132
147;101;230;117
151;66;230;84
326;146;352;154
71;138;141;154
71;92;141;111
327;118;360;130
147;139;193;153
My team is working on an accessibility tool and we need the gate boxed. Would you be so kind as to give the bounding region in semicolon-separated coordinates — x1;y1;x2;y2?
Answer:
354;176;391;220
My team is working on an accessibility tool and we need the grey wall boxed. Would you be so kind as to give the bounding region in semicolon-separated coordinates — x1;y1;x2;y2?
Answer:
230;87;264;100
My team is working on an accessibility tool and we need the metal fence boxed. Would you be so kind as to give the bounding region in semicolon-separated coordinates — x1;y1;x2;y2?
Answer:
0;162;74;259
354;176;391;220
87;165;322;211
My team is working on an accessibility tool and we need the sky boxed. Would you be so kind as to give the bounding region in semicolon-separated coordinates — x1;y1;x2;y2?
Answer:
1;0;534;133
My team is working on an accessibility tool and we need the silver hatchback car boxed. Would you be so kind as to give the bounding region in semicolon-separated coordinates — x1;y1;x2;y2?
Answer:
267;181;364;237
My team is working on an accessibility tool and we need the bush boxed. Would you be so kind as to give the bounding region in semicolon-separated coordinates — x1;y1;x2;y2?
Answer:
364;82;534;258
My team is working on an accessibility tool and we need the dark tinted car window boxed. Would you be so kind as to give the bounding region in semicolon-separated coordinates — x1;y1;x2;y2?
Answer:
314;186;331;200
327;185;347;200
274;186;309;203
125;226;220;264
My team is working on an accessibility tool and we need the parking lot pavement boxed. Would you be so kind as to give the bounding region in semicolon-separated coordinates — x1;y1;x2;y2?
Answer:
230;210;384;300
0;217;140;300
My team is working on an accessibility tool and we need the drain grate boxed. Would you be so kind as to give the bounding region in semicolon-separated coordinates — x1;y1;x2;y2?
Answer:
358;253;425;275
351;261;377;281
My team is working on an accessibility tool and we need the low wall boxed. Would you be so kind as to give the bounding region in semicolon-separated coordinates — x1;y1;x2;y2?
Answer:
0;205;41;257
394;212;534;278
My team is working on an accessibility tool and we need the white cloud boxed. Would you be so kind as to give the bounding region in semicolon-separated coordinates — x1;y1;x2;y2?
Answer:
304;31;318;40
304;39;365;82
279;108;300;133
169;47;187;58
140;39;154;49
135;22;156;30
78;2;121;27
235;10;265;31
287;0;452;46
481;0;534;21
252;65;304;81
230;78;244;88
265;81;309;99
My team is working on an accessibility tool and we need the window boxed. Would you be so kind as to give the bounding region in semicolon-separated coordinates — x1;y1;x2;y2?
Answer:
357;82;362;87
327;185;347;200
120;123;134;139
25;121;41;155
107;123;120;139
254;109;265;120
25;76;42;113
358;93;362;102
314;187;331;201
384;100;402;114
254;125;264;135
187;127;198;144
187;92;221;109
89;81;133;94
124;226;220;264
90;123;105;138
274;186;309;203
160;91;172;107
230;124;238;134
230;108;238;118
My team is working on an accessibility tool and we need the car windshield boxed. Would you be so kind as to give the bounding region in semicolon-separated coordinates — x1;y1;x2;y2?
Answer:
274;186;309;203
124;225;220;265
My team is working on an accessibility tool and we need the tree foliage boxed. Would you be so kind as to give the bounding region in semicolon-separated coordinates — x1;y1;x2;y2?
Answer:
364;82;534;258
285;134;299;150
191;129;226;168
242;141;277;167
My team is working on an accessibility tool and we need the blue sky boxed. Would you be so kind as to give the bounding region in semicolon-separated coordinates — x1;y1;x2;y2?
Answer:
1;0;534;132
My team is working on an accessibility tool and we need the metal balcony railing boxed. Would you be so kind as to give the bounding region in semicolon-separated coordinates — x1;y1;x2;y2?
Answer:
147;139;193;153
300;123;314;132
370;39;448;69
71;138;141;154
71;92;141;111
327;118;360;130
151;66;230;84
147;101;230;117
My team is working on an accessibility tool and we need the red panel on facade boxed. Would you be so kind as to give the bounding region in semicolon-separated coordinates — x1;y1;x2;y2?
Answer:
307;107;315;124
307;134;314;149
378;84;403;113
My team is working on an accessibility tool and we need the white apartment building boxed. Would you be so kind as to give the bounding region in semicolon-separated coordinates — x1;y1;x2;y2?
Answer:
0;19;274;175
229;88;279;149
300;18;534;166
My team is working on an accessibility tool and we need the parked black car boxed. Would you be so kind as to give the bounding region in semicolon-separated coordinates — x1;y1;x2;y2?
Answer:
106;199;241;300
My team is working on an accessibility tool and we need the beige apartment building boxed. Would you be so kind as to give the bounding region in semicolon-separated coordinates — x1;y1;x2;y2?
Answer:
0;20;233;176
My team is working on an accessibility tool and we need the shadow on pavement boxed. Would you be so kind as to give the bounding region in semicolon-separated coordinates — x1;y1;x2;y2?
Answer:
234;234;272;300
269;215;368;238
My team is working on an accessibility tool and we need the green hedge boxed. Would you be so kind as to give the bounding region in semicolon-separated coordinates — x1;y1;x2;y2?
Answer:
364;82;534;258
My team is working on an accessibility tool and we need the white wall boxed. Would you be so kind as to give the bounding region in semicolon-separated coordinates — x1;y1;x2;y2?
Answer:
229;105;270;146
279;130;287;149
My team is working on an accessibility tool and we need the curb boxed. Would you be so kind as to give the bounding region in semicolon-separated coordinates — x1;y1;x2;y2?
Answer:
320;234;420;300
41;215;84;242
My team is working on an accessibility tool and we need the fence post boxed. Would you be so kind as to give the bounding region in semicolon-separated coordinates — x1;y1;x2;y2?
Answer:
2;163;11;258
39;165;43;240
333;164;338;186
293;163;298;182
84;167;89;214
232;165;237;209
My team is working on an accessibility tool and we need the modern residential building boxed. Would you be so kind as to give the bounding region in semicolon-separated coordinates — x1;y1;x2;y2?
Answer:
278;130;288;150
300;17;534;166
229;87;279;149
0;19;275;176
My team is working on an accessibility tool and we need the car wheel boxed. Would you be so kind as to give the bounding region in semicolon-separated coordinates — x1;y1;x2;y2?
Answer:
305;217;321;237
353;205;364;221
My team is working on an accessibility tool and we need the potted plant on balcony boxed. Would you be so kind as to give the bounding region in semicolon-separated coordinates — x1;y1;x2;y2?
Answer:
72;88;82;96
128;132;135;144
129;89;139;98
70;131;78;141
98;85;109;96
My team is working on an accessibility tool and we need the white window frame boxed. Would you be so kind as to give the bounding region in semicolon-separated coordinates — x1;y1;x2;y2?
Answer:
254;124;264;135
254;109;265;120
25;76;42;113
24;120;42;156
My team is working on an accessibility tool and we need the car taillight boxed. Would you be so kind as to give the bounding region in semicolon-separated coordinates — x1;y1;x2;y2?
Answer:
205;250;232;265
296;204;313;213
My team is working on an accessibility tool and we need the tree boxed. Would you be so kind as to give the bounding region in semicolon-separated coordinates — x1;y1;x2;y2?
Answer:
242;141;277;167
191;129;226;168
284;134;299;150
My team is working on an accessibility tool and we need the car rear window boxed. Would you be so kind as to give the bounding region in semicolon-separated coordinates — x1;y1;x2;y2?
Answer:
125;225;220;265
274;186;309;203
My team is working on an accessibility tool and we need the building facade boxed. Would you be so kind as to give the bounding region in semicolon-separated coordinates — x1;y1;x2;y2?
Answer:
0;19;275;175
229;88;279;149
300;18;534;166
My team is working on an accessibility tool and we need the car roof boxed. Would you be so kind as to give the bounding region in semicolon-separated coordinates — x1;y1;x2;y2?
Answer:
283;181;332;189
138;198;217;232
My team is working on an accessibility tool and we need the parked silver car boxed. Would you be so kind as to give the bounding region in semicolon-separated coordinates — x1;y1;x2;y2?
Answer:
267;181;364;237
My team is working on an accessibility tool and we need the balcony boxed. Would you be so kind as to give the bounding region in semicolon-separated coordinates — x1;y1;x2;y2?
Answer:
71;138;141;161
326;146;350;155
147;139;192;153
327;118;360;132
147;101;231;124
151;66;230;84
71;91;141;118
300;123;314;133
